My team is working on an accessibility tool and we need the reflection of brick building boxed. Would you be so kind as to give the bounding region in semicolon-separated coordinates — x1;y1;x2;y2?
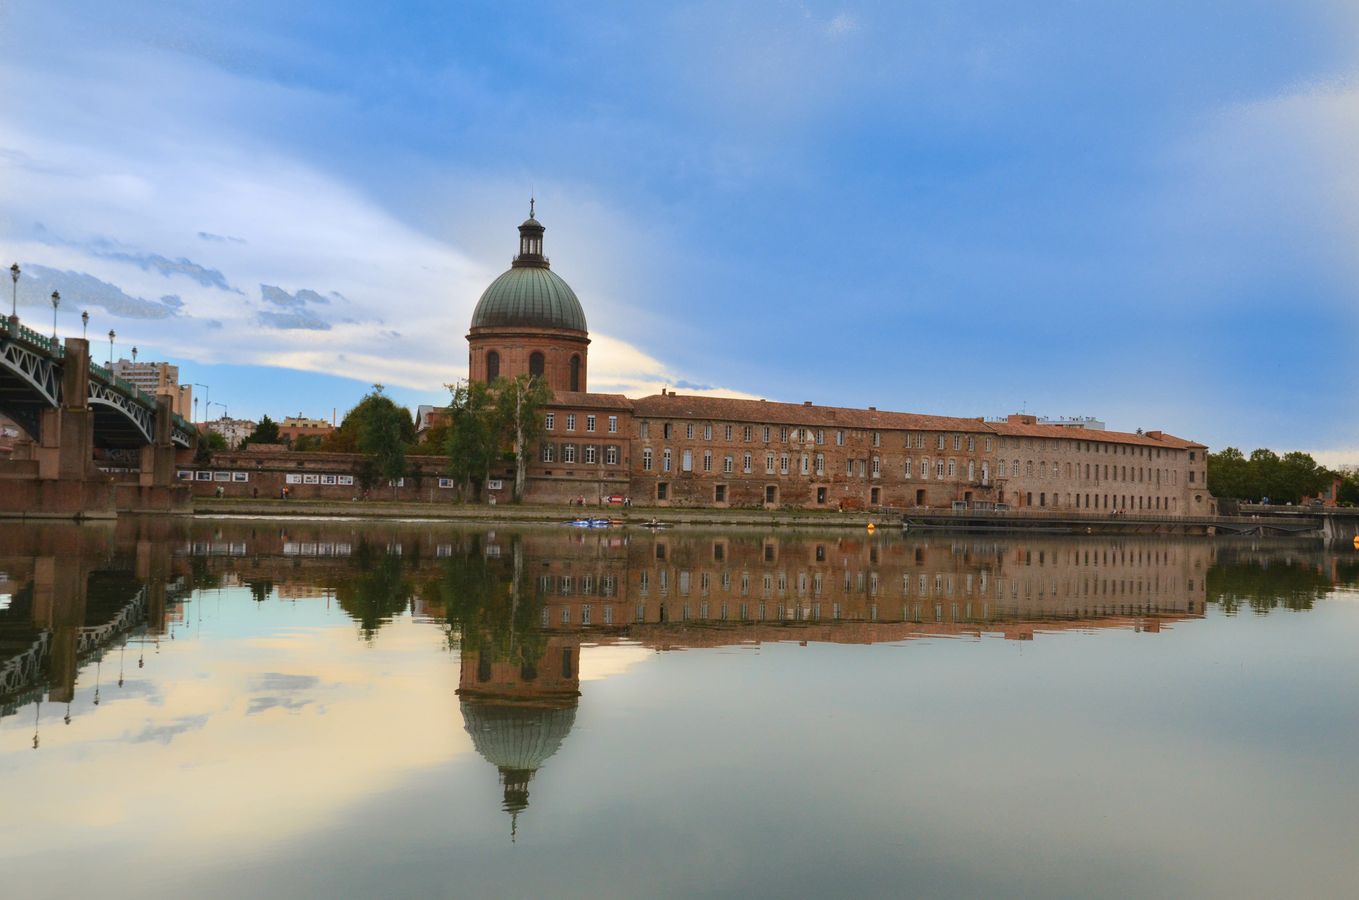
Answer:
458;637;580;838
467;210;1212;514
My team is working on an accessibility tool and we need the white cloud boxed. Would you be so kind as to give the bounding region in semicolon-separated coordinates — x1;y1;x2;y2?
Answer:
0;36;751;405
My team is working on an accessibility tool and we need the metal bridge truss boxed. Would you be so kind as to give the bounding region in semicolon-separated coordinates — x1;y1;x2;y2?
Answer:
88;379;155;445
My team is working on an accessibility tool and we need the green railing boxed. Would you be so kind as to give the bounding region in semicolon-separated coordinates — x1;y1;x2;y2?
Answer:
9;320;64;357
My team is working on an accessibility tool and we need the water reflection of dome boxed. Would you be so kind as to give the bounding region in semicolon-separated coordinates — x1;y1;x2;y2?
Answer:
460;699;577;833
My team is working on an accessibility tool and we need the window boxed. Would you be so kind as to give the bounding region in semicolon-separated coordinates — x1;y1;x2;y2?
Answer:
816;429;824;445
608;415;618;433
584;445;597;464
545;413;555;430
663;448;672;472
922;457;930;479
936;459;945;478
743;452;752;473
815;453;825;475
984;437;992;452
663;422;672;439
704;424;713;440
715;484;727;502
904;458;913;478
873;432;881;447
980;461;988;482
541;443;555;463
953;434;962;450
743;425;753;441
657;482;668;500
766;453;775;474
725;424;733;441
872;456;881;478
566;414;576;431
640;421;649;439
847;459;855;476
703;450;713;472
642;448;652;470
967;435;975;451
529;351;545;377
836;430;844;446
486;350;500;381
682;449;693;471
968;460;976;481
780;454;790;475
563;444;577;463
780;426;789;442
570;355;581;391
800;454;810;475
763;426;771;442
937;434;946;450
586;415;596;432
686;423;694;439
998;460;1006;477
915;433;925;449
947;459;956;478
723;455;734;473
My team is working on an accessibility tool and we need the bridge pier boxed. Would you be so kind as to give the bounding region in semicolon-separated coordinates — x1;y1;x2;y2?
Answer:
0;338;116;520
30;556;90;703
117;395;192;514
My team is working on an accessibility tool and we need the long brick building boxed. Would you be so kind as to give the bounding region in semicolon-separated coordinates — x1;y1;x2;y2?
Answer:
468;210;1211;515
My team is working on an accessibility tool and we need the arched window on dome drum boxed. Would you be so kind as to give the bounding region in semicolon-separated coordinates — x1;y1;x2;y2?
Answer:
486;350;500;381
529;351;545;378
570;354;581;392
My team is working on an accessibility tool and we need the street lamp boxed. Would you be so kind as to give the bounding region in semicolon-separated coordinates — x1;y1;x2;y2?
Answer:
131;346;138;363
9;262;18;320
50;290;60;341
81;310;89;338
193;383;210;425
108;329;116;366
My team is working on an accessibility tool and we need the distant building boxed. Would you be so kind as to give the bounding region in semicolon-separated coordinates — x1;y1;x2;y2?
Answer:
416;404;450;437
204;416;255;449
1037;416;1106;431
111;358;192;419
463;209;1211;514
278;414;334;445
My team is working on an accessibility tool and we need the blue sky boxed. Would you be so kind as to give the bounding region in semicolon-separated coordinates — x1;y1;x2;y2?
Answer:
2;1;1357;459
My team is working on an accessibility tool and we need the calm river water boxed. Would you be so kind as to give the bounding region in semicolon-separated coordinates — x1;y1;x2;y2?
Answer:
1;518;1357;898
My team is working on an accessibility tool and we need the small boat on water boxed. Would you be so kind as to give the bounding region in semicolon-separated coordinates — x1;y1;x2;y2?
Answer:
640;519;670;529
567;517;613;528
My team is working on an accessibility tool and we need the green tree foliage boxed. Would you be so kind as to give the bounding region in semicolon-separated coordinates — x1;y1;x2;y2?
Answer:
430;536;546;667
495;374;553;503
241;415;280;448
193;429;226;464
354;385;411;486
325;385;415;489
446;379;499;500
1207;447;1332;503
335;541;412;641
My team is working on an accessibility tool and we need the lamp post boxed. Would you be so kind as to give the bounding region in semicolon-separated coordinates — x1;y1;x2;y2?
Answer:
50;290;60;342
81;310;89;339
108;329;116;366
131;346;138;363
194;383;210;421
9;262;18;321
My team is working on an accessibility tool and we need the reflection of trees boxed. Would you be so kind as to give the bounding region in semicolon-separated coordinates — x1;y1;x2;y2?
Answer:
188;556;222;592
1206;551;1359;614
432;536;546;675
247;580;273;603
334;542;412;640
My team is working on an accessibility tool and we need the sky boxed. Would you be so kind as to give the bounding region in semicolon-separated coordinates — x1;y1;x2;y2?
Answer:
1;1;1357;461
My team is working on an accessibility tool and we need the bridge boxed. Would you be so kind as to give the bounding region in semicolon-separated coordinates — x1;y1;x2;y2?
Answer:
1;317;195;517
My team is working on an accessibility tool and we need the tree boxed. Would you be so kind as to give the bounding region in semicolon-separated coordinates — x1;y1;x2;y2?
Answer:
194;429;226;465
446;379;498;500
353;385;411;490
495;373;553;502
1207;447;1249;500
242;415;280;448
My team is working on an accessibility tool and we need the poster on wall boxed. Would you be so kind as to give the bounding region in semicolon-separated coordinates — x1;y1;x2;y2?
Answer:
338;475;354;486
285;473;302;484
177;471;193;481
195;471;213;482
232;472;249;482
303;474;319;484
321;474;338;485
438;478;455;489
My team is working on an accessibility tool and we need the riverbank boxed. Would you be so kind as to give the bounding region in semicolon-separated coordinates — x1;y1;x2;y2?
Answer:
191;497;899;529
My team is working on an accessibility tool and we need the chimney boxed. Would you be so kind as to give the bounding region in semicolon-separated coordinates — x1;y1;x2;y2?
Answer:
1008;413;1037;425
803;401;812;407
868;406;876;411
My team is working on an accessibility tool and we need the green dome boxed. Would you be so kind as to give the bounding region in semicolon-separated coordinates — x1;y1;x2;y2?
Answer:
470;266;587;332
